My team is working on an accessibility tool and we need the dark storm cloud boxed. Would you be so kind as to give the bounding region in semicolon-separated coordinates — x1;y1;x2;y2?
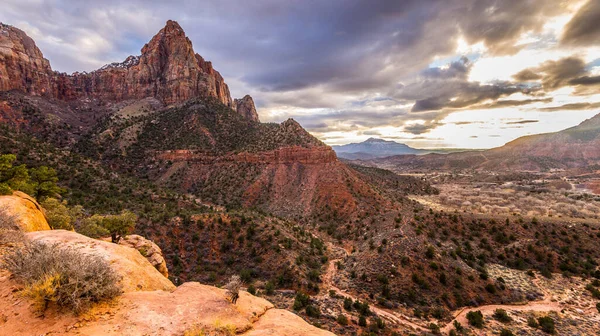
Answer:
512;56;600;94
0;0;565;96
0;0;582;139
393;57;540;112
403;121;445;135
561;0;600;47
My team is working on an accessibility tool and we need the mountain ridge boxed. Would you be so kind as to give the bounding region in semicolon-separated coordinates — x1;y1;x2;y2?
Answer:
361;113;600;172
0;20;258;121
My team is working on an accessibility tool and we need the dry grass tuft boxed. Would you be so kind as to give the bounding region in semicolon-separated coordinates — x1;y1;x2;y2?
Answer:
1;240;122;314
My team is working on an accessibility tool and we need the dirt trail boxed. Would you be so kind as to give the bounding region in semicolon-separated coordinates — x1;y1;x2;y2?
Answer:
321;259;427;332
322;257;561;334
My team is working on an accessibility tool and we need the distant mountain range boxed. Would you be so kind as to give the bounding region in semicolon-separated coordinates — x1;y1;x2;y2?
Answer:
332;137;468;159
359;113;600;172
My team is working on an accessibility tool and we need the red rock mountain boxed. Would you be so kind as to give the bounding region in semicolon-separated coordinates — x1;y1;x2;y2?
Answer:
0;20;258;121
365;113;600;172
0;21;410;221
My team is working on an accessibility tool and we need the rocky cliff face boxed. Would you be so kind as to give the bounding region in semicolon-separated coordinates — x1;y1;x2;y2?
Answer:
235;95;259;122
0;21;257;120
0;23;53;96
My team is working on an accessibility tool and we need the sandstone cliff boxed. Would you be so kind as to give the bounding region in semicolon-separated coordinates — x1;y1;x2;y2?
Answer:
0;21;257;120
235;94;260;122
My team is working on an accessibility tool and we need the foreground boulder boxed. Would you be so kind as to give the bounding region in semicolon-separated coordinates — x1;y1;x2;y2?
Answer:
0;191;50;232
117;234;169;278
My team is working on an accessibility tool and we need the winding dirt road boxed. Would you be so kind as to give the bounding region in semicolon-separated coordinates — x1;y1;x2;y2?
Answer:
322;258;561;334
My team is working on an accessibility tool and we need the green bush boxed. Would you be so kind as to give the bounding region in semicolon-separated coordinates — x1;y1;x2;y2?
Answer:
265;281;275;295
343;297;353;311
537;316;555;334
493;308;512;323
247;284;256;295
527;316;539;328
79;211;137;243
293;292;310;311
305;304;321;318
466;310;484;328
0;154;62;200
358;315;367;327
1;241;122;313
500;328;514;336
337;314;348;326
41;198;84;231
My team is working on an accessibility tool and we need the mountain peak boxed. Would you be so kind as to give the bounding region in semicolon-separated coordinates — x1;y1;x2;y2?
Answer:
164;19;183;31
0;20;253;110
365;137;386;143
234;95;259;122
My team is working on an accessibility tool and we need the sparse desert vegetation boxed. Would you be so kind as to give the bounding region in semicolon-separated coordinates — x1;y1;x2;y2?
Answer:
414;175;600;220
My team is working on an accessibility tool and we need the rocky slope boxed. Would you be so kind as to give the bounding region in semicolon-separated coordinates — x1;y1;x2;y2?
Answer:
0;21;256;120
362;113;600;172
0;201;334;336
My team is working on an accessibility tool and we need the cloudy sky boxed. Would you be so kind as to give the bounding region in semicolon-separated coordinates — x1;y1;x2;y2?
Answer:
2;0;600;148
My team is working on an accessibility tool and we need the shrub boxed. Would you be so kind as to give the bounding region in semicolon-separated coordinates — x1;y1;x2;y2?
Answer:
224;275;241;304
293;292;310;311
500;328;514;336
428;323;440;334
493;308;512;323
597;302;600;313
466;310;484;328
247;284;256;295
537;316;555;334
265;281;275;295
527;316;539;328
80;211;137;243
453;320;464;332
358;315;367;327
0;154;62;200
337;314;348;326
41;198;80;230
305;304;321;318
343;297;353;311
0;206;24;245
1;241;122;313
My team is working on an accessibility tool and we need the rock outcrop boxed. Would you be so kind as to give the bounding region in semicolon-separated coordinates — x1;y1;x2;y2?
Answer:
0;191;50;232
0;20;242;107
26;230;175;292
0;23;53;96
0;230;334;336
235;94;259;122
118;234;169;278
